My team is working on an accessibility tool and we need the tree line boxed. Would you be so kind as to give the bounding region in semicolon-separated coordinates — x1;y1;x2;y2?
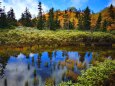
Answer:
0;2;114;31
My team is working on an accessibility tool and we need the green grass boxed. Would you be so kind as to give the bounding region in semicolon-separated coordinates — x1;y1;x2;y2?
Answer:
0;27;115;46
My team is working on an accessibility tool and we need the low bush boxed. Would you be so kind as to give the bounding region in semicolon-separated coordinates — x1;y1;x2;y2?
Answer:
0;27;114;46
59;59;115;86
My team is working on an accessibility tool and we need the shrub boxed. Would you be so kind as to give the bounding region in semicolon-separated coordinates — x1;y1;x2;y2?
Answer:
60;60;115;86
0;27;114;46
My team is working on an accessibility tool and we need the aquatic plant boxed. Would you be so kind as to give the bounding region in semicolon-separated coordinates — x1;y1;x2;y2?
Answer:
45;78;55;86
60;59;115;86
76;60;115;86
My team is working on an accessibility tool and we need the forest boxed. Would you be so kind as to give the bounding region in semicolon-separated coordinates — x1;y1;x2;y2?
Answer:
0;2;115;31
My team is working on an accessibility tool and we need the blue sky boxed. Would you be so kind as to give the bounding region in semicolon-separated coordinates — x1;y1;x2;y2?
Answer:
0;0;115;19
40;0;113;12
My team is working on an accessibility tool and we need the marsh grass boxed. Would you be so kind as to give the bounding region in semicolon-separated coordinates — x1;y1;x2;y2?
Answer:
60;60;115;86
45;78;55;86
0;27;114;47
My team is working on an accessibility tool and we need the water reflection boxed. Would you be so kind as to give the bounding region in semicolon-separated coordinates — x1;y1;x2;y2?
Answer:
0;51;92;86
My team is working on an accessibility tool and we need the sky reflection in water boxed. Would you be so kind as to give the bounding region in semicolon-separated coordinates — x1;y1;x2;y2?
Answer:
0;50;92;86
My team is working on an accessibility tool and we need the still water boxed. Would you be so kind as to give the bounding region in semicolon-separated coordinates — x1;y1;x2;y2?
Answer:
0;50;93;86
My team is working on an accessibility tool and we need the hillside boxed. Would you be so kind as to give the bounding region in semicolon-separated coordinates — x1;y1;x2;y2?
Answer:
91;7;115;30
43;7;115;30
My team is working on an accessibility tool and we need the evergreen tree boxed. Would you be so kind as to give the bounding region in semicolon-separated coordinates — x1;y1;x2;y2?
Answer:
95;13;102;30
19;13;24;25
78;13;84;30
7;8;17;26
24;8;32;27
37;2;43;30
48;8;55;30
63;10;69;29
19;8;32;27
42;15;46;29
0;6;8;28
32;17;37;27
109;4;114;20
83;6;91;30
55;10;60;29
68;20;74;29
76;10;80;18
102;19;108;32
0;13;8;28
68;7;77;12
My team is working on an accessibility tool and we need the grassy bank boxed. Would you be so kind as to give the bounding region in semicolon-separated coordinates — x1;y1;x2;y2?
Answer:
60;59;115;86
0;27;115;46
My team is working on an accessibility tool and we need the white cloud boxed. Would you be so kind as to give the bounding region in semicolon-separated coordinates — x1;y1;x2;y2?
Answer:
71;0;88;8
0;0;49;19
108;0;115;6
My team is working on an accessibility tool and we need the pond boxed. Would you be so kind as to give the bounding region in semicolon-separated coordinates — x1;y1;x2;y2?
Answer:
0;46;114;86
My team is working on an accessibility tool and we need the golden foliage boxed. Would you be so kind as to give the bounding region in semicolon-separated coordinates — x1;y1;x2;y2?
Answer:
42;7;115;30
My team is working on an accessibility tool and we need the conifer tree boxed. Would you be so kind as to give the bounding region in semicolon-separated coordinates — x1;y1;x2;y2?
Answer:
83;6;91;30
68;7;77;12
55;10;60;29
78;13;84;30
0;5;8;28
95;13;102;30
102;19;108;32
42;15;46;29
37;2;43;30
76;10;80;18
0;13;8;28
19;13;25;25
24;8;32;27
63;10;69;29
68;20;74;29
48;8;55;30
109;4;114;20
19;8;32;27
7;8;17;26
32;17;37;27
